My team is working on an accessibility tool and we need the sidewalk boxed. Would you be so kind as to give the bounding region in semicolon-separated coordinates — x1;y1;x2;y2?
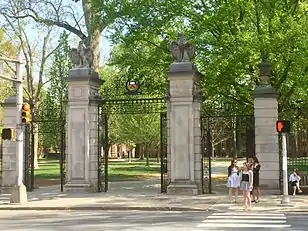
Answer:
0;180;307;212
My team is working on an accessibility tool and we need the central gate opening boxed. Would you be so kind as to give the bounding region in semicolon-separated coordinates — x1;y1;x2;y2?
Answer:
97;97;168;193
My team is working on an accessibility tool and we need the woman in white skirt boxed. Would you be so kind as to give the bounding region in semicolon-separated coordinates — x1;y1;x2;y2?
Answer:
240;162;253;210
227;159;239;203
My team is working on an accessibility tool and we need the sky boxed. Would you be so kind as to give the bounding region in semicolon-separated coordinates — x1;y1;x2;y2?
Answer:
23;0;114;65
0;0;115;88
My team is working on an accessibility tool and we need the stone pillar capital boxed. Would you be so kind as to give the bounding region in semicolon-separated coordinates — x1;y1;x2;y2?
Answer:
253;85;277;98
3;95;28;107
67;68;104;87
67;68;103;104
168;62;200;81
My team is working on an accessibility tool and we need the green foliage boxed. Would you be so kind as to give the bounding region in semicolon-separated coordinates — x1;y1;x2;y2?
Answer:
39;31;72;149
0;27;16;123
100;63;162;147
94;0;308;115
108;114;160;146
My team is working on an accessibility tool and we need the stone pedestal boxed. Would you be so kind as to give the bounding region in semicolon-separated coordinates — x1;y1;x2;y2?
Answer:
10;184;27;204
1;96;18;193
254;65;279;190
64;68;103;192
166;62;202;195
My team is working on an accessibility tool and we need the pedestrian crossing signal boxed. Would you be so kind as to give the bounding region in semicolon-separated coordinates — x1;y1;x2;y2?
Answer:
276;120;290;133
1;128;14;140
21;103;31;124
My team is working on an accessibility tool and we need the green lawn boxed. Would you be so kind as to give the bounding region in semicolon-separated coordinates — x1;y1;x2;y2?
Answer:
34;158;308;186
35;159;161;182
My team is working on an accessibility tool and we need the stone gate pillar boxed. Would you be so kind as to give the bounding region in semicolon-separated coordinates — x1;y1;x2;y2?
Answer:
1;96;18;193
166;35;202;195
254;59;279;190
65;68;103;192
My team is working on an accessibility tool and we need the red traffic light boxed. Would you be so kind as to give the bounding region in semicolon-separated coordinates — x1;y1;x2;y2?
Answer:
276;120;290;133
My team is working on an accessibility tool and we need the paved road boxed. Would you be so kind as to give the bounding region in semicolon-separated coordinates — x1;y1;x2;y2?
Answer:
0;210;207;231
0;210;307;231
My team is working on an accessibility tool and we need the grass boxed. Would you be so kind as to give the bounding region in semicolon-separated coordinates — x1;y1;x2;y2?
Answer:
33;158;308;187
107;161;160;181
34;159;161;186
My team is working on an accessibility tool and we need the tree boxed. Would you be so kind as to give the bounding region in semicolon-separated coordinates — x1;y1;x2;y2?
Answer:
98;0;308;112
0;28;16;123
0;0;146;71
39;31;72;150
0;0;61;168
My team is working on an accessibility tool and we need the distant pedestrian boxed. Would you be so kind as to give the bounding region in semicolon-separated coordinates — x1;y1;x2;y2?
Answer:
240;162;253;210
227;159;240;203
252;156;261;203
289;169;303;196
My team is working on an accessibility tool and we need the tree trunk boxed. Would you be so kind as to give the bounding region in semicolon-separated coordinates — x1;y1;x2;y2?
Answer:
140;144;145;160
82;0;101;71
32;122;39;169
128;150;131;163
146;144;150;167
156;144;159;163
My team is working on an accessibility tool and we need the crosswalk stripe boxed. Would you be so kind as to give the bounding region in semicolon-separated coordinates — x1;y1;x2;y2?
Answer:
208;215;285;219
196;223;291;228
195;211;291;229
211;212;285;216
202;219;286;223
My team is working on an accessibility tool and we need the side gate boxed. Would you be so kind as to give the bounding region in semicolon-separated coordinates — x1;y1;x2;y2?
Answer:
201;115;255;194
23;118;67;192
97;110;108;193
278;108;308;192
160;112;168;193
0;135;3;190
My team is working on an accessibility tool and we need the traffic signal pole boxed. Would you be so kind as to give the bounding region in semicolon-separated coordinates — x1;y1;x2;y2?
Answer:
281;133;290;205
9;54;28;204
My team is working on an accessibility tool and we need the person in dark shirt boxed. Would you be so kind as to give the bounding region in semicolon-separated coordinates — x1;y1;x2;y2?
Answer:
240;162;253;210
251;156;261;203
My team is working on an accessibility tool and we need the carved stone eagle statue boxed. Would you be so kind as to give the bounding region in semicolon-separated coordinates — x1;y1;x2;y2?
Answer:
170;33;195;62
69;40;94;69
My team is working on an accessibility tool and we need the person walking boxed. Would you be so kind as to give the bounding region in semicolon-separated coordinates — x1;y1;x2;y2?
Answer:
240;162;253;210
289;169;303;196
252;156;261;203
227;159;240;203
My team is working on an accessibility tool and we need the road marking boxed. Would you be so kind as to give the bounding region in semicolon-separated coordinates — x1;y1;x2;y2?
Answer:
195;211;291;229
211;212;285;216
202;219;286;223
208;215;285;219
197;223;291;228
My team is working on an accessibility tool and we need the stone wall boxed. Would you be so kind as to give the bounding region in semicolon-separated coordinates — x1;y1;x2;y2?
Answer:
1;96;18;193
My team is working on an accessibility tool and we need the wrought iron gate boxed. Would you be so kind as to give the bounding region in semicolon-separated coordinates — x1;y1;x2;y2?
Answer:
160;112;168;193
23;124;34;191
97;111;108;192
0;135;3;190
97;97;167;193
23;117;66;192
278;107;308;192
201;114;255;194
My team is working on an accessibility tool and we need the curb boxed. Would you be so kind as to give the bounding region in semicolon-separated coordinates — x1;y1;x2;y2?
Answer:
0;206;211;212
